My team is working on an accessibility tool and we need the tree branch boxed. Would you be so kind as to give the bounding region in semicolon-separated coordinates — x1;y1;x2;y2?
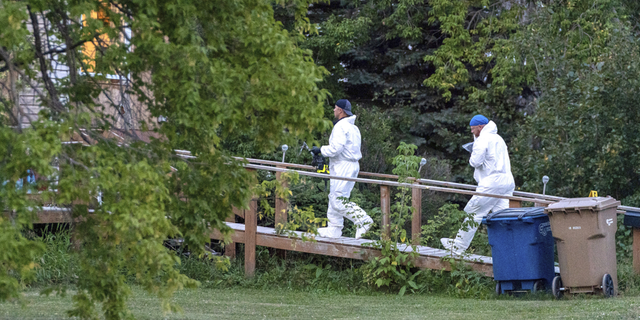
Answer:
42;39;88;55
0;92;21;127
27;5;66;113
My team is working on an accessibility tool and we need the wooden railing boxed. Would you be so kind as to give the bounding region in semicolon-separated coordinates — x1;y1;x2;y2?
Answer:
222;158;640;277
26;154;640;277
220;159;555;277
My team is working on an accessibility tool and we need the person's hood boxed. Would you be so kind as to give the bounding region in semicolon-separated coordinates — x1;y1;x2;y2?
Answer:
480;120;498;136
345;115;357;124
336;115;357;125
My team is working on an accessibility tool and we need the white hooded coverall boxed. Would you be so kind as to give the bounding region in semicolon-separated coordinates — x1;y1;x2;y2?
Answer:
318;115;373;238
446;121;515;253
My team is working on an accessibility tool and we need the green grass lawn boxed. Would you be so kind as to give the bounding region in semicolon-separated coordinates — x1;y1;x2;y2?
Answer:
2;286;640;320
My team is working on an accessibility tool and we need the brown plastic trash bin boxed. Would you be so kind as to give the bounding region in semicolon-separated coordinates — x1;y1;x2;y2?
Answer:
544;197;620;298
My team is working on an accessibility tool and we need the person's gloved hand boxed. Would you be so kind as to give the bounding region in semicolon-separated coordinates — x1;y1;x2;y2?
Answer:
311;146;322;155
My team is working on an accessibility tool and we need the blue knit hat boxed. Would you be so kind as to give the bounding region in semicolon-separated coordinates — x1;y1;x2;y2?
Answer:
469;115;489;126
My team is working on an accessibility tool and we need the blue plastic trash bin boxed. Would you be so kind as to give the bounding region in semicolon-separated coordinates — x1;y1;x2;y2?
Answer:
624;211;640;228
482;207;555;294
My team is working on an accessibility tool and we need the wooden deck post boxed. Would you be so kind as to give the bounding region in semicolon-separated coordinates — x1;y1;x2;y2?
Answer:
634;228;640;275
274;166;288;229
381;185;391;240
223;209;239;259
244;196;258;278
509;200;522;208
274;166;288;258
244;167;258;278
412;184;422;245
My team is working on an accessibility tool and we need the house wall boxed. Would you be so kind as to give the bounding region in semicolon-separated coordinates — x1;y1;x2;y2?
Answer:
12;11;156;133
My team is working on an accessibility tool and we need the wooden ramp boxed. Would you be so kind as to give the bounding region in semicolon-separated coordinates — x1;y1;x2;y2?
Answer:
211;222;495;277
32;210;561;277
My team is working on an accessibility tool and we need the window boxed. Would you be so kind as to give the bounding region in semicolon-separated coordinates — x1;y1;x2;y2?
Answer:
81;3;128;77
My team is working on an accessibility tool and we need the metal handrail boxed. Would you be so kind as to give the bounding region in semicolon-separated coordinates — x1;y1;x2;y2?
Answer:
239;158;640;213
237;157;563;200
244;163;554;205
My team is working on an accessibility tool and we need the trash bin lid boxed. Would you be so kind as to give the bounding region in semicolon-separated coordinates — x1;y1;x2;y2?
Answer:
485;207;546;222
544;197;620;214
624;211;640;228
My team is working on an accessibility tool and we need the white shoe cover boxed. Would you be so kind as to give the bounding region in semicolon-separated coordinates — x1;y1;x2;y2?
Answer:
317;226;342;238
440;237;464;255
355;218;373;239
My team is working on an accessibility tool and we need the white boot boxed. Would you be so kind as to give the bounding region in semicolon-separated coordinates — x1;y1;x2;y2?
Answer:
440;238;464;255
355;217;373;239
317;226;342;238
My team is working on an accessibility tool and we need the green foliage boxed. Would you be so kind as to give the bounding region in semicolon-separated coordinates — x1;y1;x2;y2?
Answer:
33;227;79;286
616;215;633;261
306;14;373;58
617;256;640;295
421;204;467;246
417;157;463;217
62;145;197;319
0;0;332;318
420;0;640;199
361;143;422;295
391;142;421;181
509;0;640;198
352;105;396;175
425;0;527;101
443;260;493;298
254;170;327;239
288;0;640;205
19;226;640;301
179;248;370;294
0;121;61;301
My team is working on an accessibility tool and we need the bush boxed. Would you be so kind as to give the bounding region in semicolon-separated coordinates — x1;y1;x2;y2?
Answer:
421;203;491;257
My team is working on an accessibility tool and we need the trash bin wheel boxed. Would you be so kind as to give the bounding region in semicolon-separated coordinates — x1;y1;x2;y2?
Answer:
602;274;615;298
532;280;545;293
552;276;563;299
495;282;501;295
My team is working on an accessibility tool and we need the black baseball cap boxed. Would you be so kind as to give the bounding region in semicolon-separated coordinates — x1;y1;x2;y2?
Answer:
335;99;353;116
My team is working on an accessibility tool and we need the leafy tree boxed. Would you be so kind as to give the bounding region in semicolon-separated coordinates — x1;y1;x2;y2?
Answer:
280;1;531;187
422;0;640;201
304;0;640;201
0;0;329;318
507;0;640;200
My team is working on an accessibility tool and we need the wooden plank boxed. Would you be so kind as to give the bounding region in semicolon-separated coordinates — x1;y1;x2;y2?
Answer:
244;197;257;278
634;228;640;275
380;185;390;239
210;226;246;243
412;185;422;245
210;224;493;276
509;200;522;208
35;210;74;224
233;206;244;219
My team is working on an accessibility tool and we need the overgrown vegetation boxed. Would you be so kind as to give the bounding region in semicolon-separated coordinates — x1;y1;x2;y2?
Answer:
361;143;424;295
5;0;640;318
13;226;640;300
1;0;329;318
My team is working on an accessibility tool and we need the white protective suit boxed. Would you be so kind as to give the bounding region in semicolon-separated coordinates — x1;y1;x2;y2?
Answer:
442;121;515;254
317;115;373;238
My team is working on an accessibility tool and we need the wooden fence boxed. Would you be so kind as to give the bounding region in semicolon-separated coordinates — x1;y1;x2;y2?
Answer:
215;157;640;277
28;156;640;277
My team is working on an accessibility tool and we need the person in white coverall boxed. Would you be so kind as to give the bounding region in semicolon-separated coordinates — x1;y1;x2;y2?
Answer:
441;115;515;255
311;99;374;239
